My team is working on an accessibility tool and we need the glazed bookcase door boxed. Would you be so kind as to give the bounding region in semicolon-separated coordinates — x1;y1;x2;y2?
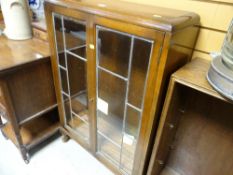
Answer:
53;14;90;145
96;25;155;175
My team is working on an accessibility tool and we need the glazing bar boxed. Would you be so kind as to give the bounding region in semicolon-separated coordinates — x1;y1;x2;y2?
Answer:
96;27;100;151
53;13;70;126
96;25;153;44
120;168;129;175
97;25;132;38
126;103;142;112
68;44;86;52
66;125;89;141
72;111;89;125
52;13;62;63
134;35;154;44
119;36;135;169
98;66;128;81
98;131;121;148
59;65;67;71
62;15;74;127
66;49;87;62
98;151;119;167
140;42;154;110
61;91;70;98
62;17;71;97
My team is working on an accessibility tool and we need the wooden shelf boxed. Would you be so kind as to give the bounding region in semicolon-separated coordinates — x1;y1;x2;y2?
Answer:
19;104;58;125
2;110;59;149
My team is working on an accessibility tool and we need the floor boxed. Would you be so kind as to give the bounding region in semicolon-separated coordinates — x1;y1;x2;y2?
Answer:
0;132;114;175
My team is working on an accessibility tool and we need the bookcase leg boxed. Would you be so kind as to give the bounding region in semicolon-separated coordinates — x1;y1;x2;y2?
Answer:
0;115;8;140
0;115;2;127
20;146;30;164
1;130;8;140
61;134;70;143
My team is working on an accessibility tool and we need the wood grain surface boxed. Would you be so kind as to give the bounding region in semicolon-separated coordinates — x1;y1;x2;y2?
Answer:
0;35;50;72
46;0;200;32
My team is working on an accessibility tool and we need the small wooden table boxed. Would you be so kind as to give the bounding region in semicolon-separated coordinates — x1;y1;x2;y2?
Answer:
148;58;233;175
0;34;59;163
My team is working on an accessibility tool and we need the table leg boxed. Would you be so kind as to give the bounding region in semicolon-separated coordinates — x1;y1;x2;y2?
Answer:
0;115;2;127
0;115;9;140
20;146;30;164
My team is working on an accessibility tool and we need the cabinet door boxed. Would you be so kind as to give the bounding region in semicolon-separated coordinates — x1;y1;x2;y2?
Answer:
95;19;164;175
53;14;90;145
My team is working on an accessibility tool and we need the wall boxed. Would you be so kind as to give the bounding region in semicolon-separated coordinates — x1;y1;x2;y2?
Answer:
122;0;233;60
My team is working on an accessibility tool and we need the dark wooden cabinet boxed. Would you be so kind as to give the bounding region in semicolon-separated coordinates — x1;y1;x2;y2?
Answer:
0;36;59;163
147;58;233;175
45;0;199;174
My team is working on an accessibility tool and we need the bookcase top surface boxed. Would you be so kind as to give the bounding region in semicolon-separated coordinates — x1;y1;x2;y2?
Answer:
45;0;200;32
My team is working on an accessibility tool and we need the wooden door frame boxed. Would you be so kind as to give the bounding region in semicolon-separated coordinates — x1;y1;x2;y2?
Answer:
45;3;95;151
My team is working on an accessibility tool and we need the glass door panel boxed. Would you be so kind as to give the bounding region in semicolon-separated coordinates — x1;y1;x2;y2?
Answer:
124;106;141;140
98;134;121;165
96;25;153;174
59;68;69;94
53;14;90;144
53;15;66;67
97;68;126;145
128;38;153;108
67;53;89;141
63;94;72;125
120;106;141;174
97;26;131;77
64;18;86;58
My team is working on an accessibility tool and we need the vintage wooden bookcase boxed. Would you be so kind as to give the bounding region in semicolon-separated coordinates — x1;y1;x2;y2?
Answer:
0;36;59;163
148;58;233;175
45;0;199;174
